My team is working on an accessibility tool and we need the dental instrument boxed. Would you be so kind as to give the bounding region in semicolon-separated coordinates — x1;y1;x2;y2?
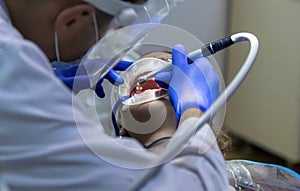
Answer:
127;32;260;191
137;36;234;84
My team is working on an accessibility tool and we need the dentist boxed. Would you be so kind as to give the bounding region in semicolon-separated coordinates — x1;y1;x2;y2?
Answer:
0;0;230;190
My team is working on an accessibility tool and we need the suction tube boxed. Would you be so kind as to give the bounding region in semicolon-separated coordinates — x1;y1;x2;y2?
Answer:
127;32;260;191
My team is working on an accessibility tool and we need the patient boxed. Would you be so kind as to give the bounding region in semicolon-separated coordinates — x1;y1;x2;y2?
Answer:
112;52;175;150
112;50;229;152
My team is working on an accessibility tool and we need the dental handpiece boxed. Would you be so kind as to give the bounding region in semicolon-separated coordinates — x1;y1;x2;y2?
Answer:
137;36;234;84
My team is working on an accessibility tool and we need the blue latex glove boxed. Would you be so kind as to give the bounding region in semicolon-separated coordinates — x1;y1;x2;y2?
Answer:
54;61;133;98
155;44;220;122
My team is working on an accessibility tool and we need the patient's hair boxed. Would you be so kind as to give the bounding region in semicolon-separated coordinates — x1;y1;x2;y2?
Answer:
212;128;232;155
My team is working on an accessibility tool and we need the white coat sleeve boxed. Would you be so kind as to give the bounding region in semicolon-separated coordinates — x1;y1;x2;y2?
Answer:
0;17;229;191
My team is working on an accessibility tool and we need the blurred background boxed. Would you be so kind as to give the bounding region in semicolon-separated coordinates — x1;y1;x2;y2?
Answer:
162;0;300;173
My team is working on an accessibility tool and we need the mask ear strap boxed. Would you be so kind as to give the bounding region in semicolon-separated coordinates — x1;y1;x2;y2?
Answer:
92;13;99;42
54;31;61;62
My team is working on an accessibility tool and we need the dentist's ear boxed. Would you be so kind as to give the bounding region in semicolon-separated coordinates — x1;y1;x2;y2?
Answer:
53;4;97;61
54;4;96;32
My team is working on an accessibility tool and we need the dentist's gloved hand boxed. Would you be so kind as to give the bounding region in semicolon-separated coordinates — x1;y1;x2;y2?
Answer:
155;44;220;122
54;61;133;98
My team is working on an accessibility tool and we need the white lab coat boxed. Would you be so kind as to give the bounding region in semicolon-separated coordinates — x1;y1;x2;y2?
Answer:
0;1;230;190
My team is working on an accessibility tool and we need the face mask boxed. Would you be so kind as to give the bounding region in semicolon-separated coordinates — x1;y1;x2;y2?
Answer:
51;57;82;69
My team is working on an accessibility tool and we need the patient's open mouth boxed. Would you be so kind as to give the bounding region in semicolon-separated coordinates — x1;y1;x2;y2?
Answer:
130;78;161;96
122;78;168;106
118;58;170;106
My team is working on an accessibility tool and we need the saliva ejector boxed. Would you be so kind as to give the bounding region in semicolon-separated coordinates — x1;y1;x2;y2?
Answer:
138;34;239;84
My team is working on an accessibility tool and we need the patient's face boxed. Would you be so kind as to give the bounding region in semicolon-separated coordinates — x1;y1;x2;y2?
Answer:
119;79;176;137
117;52;176;143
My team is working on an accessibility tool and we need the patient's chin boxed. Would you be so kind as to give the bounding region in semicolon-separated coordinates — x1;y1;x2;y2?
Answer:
129;100;166;123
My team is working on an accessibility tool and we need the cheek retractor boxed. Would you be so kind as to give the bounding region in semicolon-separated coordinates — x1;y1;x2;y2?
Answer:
116;58;169;108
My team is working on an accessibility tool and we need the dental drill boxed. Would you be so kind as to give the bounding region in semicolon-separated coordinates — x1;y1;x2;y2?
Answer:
137;35;234;84
128;32;260;191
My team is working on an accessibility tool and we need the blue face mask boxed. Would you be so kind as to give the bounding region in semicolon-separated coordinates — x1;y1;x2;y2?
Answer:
51;57;82;70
